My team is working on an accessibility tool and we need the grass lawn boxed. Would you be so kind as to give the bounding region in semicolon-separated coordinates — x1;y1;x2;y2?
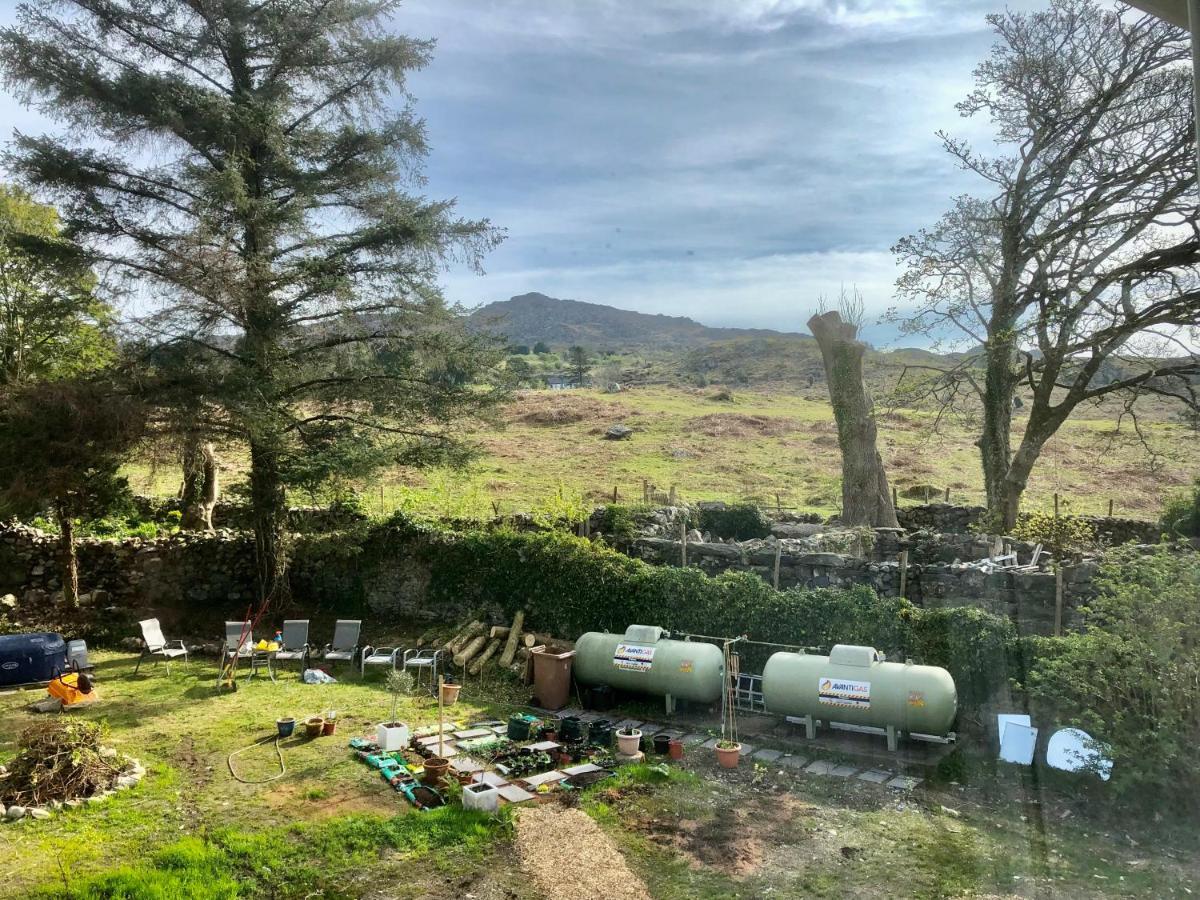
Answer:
124;386;1200;523
0;650;1195;898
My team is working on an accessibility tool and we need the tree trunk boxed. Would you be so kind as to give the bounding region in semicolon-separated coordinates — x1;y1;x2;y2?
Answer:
807;311;899;528
979;329;1017;528
54;498;78;608
179;433;208;530
249;439;289;608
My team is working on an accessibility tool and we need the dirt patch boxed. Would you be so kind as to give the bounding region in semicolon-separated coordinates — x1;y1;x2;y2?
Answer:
517;803;651;899
265;780;386;820
684;413;798;438
507;393;627;427
632;792;817;880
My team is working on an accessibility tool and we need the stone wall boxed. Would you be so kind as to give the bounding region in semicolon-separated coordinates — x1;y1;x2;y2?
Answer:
895;502;1161;544
629;534;1099;635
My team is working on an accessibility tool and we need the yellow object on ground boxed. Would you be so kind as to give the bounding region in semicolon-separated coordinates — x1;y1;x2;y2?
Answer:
47;673;97;707
255;640;280;652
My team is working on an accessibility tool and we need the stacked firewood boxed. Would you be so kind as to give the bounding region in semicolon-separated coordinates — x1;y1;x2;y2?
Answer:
440;611;574;681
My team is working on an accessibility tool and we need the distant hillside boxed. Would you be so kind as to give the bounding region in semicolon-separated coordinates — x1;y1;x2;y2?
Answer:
467;292;810;350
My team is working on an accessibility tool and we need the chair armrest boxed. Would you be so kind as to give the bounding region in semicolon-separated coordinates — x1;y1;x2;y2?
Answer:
362;644;374;658
168;640;186;650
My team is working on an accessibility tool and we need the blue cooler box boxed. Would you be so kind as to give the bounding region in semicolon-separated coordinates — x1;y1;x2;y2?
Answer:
0;632;68;686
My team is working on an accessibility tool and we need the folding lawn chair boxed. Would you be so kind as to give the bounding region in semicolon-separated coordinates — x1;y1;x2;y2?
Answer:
274;619;311;674
219;620;256;683
400;647;443;692
360;642;401;676
320;619;361;671
134;618;188;675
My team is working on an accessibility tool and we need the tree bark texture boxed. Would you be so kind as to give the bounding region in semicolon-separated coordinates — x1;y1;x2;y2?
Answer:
807;311;899;528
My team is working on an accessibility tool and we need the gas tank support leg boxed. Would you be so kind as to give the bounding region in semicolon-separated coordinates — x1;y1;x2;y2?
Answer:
887;724;898;752
664;693;675;716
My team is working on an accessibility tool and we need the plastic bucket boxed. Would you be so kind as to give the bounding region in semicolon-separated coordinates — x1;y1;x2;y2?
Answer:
276;717;295;738
652;734;671;755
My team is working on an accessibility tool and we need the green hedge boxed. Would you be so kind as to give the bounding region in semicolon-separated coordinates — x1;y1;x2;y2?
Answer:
375;516;1022;716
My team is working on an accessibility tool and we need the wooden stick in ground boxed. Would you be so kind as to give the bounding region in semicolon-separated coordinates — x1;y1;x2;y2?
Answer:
899;550;909;600
468;638;501;675
453;633;488;669
1054;565;1064;637
772;543;782;590
437;675;444;758
499;610;526;667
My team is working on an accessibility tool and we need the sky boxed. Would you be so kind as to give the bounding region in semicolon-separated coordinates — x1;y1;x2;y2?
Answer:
0;0;1070;345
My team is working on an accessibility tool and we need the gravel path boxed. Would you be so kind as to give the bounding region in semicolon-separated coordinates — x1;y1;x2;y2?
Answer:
515;804;651;899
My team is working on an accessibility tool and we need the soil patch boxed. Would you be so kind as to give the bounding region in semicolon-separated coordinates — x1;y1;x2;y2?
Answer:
516;803;651;899
684;413;798;438
265;780;386;820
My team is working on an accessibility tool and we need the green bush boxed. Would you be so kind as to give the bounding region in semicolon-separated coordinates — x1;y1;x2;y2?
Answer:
1024;546;1200;804
1159;478;1200;538
1011;508;1096;557
597;504;640;542
689;502;772;540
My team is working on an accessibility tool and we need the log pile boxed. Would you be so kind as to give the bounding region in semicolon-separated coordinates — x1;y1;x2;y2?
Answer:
440;611;576;679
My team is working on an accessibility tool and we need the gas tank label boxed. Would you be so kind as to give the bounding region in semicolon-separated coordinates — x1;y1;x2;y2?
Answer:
818;677;871;708
614;642;656;672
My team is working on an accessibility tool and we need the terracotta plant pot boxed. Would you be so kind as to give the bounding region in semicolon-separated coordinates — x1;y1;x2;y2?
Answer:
422;756;451;786
668;739;684;760
322;719;337;736
304;716;325;738
715;742;741;769
616;728;642;756
440;682;461;705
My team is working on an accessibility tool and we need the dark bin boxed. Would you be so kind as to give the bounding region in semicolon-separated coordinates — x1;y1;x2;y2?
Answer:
0;632;67;686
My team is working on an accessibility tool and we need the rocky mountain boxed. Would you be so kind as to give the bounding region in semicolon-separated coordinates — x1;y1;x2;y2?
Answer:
467;292;811;351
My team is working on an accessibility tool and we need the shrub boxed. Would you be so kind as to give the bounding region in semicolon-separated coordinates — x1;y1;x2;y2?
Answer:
1024;546;1200;804
1011;509;1096;557
1159;478;1200;538
597;504;640;542
690;502;772;540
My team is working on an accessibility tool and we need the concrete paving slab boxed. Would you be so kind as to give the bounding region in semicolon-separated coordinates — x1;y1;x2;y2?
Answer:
638;722;664;735
526;741;561;752
522;770;568;788
451;756;485;774
613;719;643;731
701;737;721;749
682;733;709;745
887;775;923;790
752;749;783;762
856;769;892;784
475;772;508;788
738;743;755;756
562;763;603;776
830;764;859;778
778;755;810;769
497;784;536;803
453;728;493;740
805;760;838;775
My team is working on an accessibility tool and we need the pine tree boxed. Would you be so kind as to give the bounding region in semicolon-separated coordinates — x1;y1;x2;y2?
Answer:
1;1;506;606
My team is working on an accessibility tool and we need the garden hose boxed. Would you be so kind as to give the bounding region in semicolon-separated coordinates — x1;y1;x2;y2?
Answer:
227;734;287;784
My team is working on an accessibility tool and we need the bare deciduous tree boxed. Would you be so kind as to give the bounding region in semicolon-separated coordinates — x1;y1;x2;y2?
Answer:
889;0;1200;529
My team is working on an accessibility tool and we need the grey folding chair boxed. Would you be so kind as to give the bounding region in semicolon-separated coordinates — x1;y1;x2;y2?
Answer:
274;619;311;674
321;619;361;670
135;618;188;674
219;620;254;683
360;643;400;676
400;647;443;692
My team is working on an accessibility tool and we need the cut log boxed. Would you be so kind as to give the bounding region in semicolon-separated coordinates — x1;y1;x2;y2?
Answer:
489;626;511;639
499;610;526;667
522;633;537;649
453;634;488;669
468;638;502;675
445;620;484;653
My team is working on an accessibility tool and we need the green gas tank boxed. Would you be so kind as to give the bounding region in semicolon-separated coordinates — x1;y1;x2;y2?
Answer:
574;625;724;714
762;645;957;738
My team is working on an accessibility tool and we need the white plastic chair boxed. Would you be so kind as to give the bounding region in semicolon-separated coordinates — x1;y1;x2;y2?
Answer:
135;618;188;674
219;620;255;683
321;619;361;669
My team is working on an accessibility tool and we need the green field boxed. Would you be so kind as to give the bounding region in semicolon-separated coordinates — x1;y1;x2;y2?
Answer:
125;385;1200;523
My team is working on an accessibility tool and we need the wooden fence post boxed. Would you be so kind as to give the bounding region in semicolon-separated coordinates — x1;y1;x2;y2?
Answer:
1107;498;1114;517
1054;565;1064;637
899;550;909;600
892;485;898;509
1054;492;1060;520
773;543;782;590
679;519;687;567
613;485;619;504
944;486;950;502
